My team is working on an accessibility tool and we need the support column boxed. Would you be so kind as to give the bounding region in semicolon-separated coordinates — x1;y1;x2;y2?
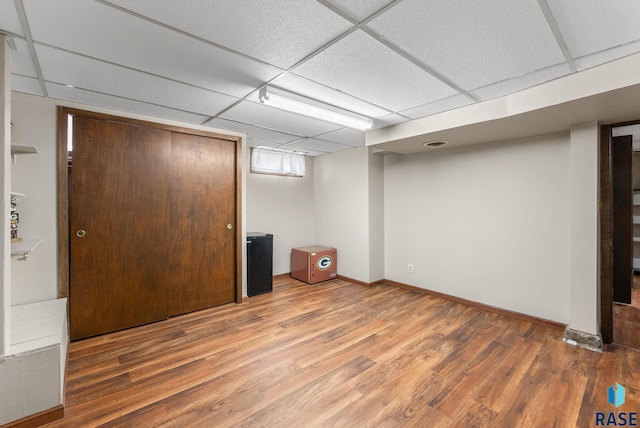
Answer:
565;121;602;351
1;35;12;356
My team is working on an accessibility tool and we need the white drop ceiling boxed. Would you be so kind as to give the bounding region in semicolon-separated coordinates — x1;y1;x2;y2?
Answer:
2;0;640;155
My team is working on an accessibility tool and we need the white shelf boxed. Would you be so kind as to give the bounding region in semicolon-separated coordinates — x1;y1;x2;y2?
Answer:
11;239;42;260
10;191;25;197
10;144;39;163
10;144;39;155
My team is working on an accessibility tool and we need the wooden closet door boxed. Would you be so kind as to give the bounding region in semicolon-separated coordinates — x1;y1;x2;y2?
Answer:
70;117;171;340
168;132;237;316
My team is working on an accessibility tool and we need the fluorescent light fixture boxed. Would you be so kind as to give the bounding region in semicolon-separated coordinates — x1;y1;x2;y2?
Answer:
259;87;373;131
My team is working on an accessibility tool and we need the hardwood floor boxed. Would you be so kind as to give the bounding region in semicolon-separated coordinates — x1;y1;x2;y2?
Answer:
613;274;640;350
43;277;640;427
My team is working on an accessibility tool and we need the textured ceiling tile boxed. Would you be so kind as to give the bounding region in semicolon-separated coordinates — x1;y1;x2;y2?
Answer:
23;0;281;98
206;118;302;145
547;0;640;58
367;0;565;90
36;45;238;117
11;75;43;96
10;38;37;78
575;40;640;71
470;63;571;102
322;0;396;22
285;138;355;153
47;83;211;124
292;30;459;112
221;100;341;136
106;0;352;69
400;94;474;120
0;0;23;36
371;113;409;129
273;73;391;118
315;128;365;147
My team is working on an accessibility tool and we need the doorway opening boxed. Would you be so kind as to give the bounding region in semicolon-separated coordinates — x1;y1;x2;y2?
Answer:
602;121;640;349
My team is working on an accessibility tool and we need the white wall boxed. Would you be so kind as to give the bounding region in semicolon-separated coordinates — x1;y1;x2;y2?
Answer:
314;146;384;284
384;133;571;323
569;122;599;335
368;151;384;282
246;157;315;275
11;94;58;305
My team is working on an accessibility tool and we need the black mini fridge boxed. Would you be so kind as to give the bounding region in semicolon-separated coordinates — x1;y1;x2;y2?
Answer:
246;233;273;297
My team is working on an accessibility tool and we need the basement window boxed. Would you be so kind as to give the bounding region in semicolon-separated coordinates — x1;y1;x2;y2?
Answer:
250;147;306;177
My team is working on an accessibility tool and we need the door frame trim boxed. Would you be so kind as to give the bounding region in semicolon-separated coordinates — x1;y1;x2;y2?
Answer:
599;120;640;343
57;107;244;304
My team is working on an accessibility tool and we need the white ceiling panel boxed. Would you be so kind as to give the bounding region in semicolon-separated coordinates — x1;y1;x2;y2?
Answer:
371;113;409;129
47;83;212;125
105;0;352;69
547;0;640;58
285;138;355;154
575;40;640;72
315;128;365;147
0;1;24;36
206;118;302;145
322;0;396;22
22;0;281;98
272;73;391;118
367;0;566;90
10;38;37;78
36;45;238;117
400;94;474;120
11;75;43;96
221;100;341;137
292;30;459;112
470;63;571;102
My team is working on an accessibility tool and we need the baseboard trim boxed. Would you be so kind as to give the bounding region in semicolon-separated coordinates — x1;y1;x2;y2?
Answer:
337;275;385;287
1;405;64;428
563;327;603;353
385;279;566;331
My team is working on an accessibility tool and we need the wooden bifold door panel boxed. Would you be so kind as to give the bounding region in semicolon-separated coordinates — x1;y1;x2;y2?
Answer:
69;114;238;340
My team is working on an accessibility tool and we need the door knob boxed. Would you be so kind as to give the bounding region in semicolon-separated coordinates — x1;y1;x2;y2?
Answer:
227;224;233;230
76;229;86;237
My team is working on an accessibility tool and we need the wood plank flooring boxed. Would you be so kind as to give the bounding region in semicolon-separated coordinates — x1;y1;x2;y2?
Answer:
43;277;640;427
613;274;640;350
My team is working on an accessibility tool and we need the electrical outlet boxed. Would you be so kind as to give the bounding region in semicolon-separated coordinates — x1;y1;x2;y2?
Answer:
408;264;414;273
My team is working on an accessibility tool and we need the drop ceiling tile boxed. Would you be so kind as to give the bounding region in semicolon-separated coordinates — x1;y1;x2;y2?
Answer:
36;44;238;117
575;40;640;72
274;73;391;118
547;0;640;59
206;118;302;145
292;30;458;112
315;128;365;147
322;0;397;22
366;0;566;90
400;94;475;120
23;0;281;98
0;1;23;36
470;63;571;102
47;83;211;125
10;38;37;77
371;113;409;129
220;100;341;136
285;138;355;154
106;0;352;69
11;75;43;96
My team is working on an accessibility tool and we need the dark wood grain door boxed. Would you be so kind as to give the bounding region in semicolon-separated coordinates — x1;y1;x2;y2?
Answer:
70;117;171;340
168;132;237;316
612;134;633;304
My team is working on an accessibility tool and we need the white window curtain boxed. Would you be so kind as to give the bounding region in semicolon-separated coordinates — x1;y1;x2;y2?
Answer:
250;147;306;177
